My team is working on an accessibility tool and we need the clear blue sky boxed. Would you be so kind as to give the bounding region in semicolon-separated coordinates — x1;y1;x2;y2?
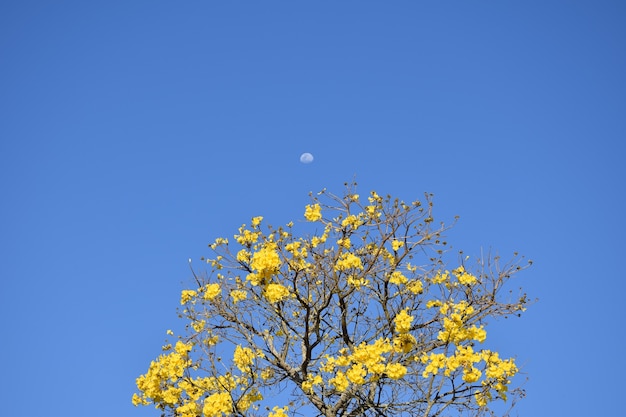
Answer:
1;1;624;416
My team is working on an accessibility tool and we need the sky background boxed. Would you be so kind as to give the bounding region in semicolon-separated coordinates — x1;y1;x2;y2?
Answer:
1;1;625;416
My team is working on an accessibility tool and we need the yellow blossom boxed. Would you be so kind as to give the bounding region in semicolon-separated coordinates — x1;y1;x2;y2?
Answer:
233;345;255;372
203;283;221;300
347;275;369;288
391;239;404;251
453;266;478;285
180;290;197;305
202;392;232;417
406;279;423;294
304;204;322;221
264;283;290;303
337;237;351;249
431;271;449;284
268;406;289;417
235;227;260;245
329;371;349;392
301;374;323;393
393;333;416;353
250;242;281;280
346;364;367;384
230;290;247;303
385;363;407;380
463;366;482;383
251;216;263;228
394;309;413;333
341;214;360;229
236;249;251;263
335;252;363;271
421;352;447;378
389;271;407;285
192;320;206;332
261;368;274;380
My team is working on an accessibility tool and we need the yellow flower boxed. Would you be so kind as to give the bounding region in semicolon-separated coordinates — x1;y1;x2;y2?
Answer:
453;266;478;285
233;345;255;372
236;249;251;263
393;333;416;353
474;390;490;407
304;204;322;221
202;392;232;417
251;216;263;228
406;280;423;294
347;275;369;288
264;283;290;303
462;366;482;383
421;352;447;378
261;368;274;380
192;319;206;332
301;374;323;393
329;371;349;392
337;237;351;249
230;290;247;303
335;253;363;271
431;271;449;284
341;214;360;229
391;239;404;251
180;290;197;305
235;227;260;245
394;309;413;334
385;363;407;380
346;364;367;384
389;271;407;285
426;300;442;309
250;242;281;279
268;406;289;417
203;283;221;300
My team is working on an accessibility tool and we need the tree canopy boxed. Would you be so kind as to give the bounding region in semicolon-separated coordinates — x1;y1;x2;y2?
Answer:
133;185;531;417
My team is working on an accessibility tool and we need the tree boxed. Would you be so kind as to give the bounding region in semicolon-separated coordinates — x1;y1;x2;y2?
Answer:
133;184;532;417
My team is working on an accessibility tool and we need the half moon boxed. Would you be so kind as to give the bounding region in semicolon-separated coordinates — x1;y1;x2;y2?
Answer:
300;153;314;164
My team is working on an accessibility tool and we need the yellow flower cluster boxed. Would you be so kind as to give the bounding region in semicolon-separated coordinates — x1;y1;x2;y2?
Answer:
341;214;362;229
203;283;221;300
133;341;193;407
347;275;369;288
393;333;417;354
420;346;519;406
268;406;289;417
394;309;414;334
334;252;363;271
251;216;263;228
202;392;232;417
301;374;323;393
453;266;478;285
322;338;410;391
437;301;486;344
234;226;261;245
406;279;423;294
264;283;290;303
230;289;247;303
389;271;408;285
233;345;256;373
180;289;197;305
248;242;281;283
391;239;404;251
304;204;322;221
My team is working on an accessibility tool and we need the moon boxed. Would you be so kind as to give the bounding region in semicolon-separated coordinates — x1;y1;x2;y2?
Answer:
300;152;314;164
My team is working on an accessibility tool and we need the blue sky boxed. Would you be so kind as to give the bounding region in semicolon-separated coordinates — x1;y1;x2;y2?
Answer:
1;1;624;416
